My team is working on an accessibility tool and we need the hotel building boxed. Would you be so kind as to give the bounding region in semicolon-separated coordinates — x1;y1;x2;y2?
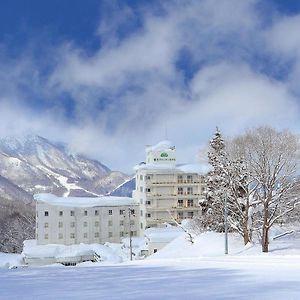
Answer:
133;141;206;233
35;194;140;245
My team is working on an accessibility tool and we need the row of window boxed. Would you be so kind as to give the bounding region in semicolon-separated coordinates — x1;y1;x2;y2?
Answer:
139;187;195;194
177;199;194;207
178;187;194;195
42;220;135;228
42;209;135;217
139;174;195;182
145;211;194;219
42;231;138;240
143;199;195;207
178;211;194;218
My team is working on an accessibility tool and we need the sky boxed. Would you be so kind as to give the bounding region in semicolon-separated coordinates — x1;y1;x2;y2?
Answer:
1;0;300;172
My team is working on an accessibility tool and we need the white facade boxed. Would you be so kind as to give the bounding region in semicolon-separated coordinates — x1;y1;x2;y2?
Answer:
35;194;140;245
133;141;206;233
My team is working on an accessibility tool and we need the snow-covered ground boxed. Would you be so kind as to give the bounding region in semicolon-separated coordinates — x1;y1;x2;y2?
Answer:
1;230;300;299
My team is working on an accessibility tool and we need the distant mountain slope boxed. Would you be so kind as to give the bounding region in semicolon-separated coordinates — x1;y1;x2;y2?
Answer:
0;135;130;201
109;177;135;197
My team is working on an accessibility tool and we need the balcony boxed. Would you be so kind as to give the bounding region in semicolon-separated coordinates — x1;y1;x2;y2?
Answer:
147;193;202;199
147;181;177;186
172;206;201;211
177;180;201;185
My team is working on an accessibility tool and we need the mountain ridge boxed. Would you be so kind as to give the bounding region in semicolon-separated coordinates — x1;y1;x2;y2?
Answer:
0;135;130;201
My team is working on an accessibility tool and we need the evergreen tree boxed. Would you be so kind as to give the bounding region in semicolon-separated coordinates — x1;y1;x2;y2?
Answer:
200;127;255;244
201;127;228;232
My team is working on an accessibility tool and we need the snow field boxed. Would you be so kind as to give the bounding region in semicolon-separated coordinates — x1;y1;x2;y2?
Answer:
1;230;300;299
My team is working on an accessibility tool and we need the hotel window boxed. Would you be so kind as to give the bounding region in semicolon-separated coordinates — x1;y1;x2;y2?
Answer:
95;210;99;216
187;187;193;195
84;210;88;216
58;222;63;228
146;200;151;205
178;212;183;219
70;211;75;216
178;175;183;183
187;211;194;219
95;232;100;238
140;187;143;192
108;220;113;226
44;222;49;228
83;221;88;227
147;213;151;218
140;210;143;217
59;211;63;216
70;222;75;228
178;187;183;195
70;233;75;239
120;232;124;237
178;200;183;207
146;188;151;193
187;175;193;183
131;209;135;215
140;175;143;180
109;210;113;215
141;223;143;229
187;199;194;207
95;221;99;227
130;220;135;225
146;175;151;180
120;209;125;215
109;232;113;238
84;233;88;238
58;233;63;239
44;211;49;217
44;234;48;239
120;220;124;226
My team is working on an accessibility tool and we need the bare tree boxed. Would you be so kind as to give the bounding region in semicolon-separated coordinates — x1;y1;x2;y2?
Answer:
0;198;35;253
233;127;300;252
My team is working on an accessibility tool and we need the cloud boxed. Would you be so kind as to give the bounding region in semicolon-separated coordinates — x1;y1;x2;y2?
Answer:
0;0;300;172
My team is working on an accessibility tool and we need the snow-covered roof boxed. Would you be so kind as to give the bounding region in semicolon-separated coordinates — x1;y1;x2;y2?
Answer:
34;193;138;208
144;226;183;243
133;163;177;172
22;240;123;263
134;163;210;175
176;163;212;174
146;140;174;153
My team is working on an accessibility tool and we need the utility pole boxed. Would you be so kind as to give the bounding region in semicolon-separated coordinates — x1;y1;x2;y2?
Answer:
128;208;133;261
224;192;229;254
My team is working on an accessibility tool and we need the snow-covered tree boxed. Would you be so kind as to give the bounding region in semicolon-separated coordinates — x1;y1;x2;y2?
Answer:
233;127;300;252
202;127;228;232
205;128;255;244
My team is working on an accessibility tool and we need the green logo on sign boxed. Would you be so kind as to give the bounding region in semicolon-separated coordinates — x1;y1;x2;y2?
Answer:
161;152;168;157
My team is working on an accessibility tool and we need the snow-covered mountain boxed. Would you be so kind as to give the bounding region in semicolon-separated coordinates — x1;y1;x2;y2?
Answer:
108;177;135;197
0;135;130;201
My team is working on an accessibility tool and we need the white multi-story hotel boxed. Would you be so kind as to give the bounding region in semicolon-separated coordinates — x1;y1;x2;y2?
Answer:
35;194;140;245
133;141;206;232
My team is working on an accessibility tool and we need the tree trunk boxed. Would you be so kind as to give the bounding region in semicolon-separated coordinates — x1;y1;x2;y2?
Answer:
243;227;251;245
262;208;269;252
262;226;269;252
